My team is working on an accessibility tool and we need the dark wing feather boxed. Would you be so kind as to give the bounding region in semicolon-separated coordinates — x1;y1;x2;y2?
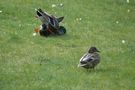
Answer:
56;16;64;23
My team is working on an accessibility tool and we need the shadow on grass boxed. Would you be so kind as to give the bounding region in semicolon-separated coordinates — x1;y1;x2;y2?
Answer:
33;56;51;65
43;33;70;39
81;66;120;74
39;57;51;66
42;33;80;40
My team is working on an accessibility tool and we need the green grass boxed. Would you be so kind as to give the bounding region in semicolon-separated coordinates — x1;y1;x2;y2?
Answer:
0;0;135;90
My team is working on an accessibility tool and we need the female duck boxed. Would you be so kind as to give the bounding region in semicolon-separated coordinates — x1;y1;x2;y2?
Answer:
78;47;100;69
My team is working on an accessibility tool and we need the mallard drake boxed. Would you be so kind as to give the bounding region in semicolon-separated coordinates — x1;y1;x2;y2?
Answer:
35;8;66;36
78;47;100;69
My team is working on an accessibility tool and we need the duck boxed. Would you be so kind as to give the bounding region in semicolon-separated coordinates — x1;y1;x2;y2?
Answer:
78;47;100;69
35;8;66;36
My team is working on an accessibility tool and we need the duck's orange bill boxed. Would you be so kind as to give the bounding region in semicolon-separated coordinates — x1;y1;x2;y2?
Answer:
34;28;40;33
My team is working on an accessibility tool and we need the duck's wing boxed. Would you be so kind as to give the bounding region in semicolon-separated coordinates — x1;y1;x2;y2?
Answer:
78;54;92;67
90;53;100;61
78;53;100;68
89;53;100;67
81;54;93;62
79;53;88;62
82;53;100;63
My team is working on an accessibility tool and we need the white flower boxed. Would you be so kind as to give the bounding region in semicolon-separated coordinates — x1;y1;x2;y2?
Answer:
122;40;125;44
33;33;37;36
79;18;82;20
60;3;63;7
52;4;56;8
127;0;129;3
127;9;130;12
19;24;22;27
35;8;37;11
0;10;2;13
116;21;119;24
76;18;82;21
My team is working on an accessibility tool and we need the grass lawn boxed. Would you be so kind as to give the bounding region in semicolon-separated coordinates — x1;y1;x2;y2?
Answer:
0;0;135;90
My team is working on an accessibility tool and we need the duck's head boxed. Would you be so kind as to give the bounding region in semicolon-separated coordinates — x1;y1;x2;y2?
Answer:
88;47;100;53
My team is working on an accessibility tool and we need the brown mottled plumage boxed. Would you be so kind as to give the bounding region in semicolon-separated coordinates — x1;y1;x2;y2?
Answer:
78;47;100;69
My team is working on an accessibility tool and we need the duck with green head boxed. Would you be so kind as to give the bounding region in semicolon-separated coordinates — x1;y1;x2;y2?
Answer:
35;8;66;37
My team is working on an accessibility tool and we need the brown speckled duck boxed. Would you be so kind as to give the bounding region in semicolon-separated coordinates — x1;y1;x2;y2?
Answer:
78;47;100;69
